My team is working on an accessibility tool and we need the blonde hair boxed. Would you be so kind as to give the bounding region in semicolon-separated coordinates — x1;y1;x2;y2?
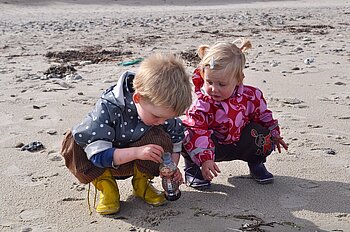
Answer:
133;53;193;116
197;38;252;84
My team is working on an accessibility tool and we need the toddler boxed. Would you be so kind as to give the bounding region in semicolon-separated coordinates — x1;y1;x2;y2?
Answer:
182;39;288;189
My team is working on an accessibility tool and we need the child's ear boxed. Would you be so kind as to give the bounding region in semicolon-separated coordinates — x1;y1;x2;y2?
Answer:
133;92;141;103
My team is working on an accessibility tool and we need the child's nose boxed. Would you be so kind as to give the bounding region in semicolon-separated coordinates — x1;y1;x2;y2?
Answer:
155;118;165;125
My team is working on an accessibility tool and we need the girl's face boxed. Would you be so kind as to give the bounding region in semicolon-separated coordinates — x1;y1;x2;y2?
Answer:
133;93;177;126
202;68;238;101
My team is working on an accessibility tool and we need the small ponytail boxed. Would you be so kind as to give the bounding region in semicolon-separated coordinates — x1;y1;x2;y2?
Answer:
233;38;252;53
197;45;210;59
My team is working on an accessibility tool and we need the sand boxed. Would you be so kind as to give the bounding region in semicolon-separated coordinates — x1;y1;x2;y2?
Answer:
0;0;349;231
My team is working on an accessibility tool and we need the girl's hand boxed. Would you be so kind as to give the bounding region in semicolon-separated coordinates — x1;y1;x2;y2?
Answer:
172;168;184;185
201;160;220;181
135;144;164;163
273;135;288;153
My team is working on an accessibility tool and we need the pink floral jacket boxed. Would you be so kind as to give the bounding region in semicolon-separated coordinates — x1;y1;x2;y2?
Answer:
182;68;280;166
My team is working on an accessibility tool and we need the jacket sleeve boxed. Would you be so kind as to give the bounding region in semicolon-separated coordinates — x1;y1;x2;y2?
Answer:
162;117;187;153
250;88;280;137
182;99;215;166
72;98;120;160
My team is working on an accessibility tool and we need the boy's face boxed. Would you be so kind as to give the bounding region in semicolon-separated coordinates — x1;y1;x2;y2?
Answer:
133;93;177;126
202;68;238;101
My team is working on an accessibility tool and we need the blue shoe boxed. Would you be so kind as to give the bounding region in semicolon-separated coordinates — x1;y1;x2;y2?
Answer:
248;163;274;184
184;159;211;189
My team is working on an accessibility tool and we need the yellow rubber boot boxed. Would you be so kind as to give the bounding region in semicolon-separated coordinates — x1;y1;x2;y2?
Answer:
132;165;166;206
92;169;120;215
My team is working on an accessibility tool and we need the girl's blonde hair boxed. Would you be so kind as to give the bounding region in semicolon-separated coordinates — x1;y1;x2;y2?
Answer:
133;53;193;116
197;38;252;84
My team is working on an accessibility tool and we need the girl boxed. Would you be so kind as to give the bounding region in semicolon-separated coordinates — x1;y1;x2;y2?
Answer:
182;39;288;189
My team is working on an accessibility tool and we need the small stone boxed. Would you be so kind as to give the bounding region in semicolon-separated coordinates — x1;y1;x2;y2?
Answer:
15;142;25;148
325;149;336;155
73;73;82;80
304;57;314;65
270;61;279;67
24;115;34;120
334;81;346;85
47;129;57;135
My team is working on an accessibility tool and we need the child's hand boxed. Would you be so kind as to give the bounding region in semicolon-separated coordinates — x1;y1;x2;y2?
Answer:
135;144;164;163
201;160;220;181
172;168;184;185
273;135;288;153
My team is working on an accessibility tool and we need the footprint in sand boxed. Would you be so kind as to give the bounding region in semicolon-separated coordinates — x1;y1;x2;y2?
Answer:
21;224;58;232
279;193;309;208
19;209;46;221
2;165;54;187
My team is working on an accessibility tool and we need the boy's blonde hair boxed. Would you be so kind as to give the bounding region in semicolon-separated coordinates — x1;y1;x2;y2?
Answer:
197;38;252;84
133;53;192;116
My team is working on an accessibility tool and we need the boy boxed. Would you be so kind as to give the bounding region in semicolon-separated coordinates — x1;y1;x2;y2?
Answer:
61;53;193;214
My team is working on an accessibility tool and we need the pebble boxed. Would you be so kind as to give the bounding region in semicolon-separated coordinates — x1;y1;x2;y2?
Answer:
334;81;346;85
47;129;57;135
304;57;315;65
270;61;279;67
24;115;34;120
325;149;336;155
15;142;25;148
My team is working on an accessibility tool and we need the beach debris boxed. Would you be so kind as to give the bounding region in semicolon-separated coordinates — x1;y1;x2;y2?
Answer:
310;147;337;155
65;73;83;81
117;58;144;66
179;49;201;67
45;46;132;64
304;57;315;65
324;148;336;155
21;141;45;152
269;60;279;67
43;64;76;79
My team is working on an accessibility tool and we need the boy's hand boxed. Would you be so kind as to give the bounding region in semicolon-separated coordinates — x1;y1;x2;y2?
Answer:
273;135;288;153
135;144;164;163
201;160;220;181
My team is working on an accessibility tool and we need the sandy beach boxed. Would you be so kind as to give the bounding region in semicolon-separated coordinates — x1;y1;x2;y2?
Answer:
0;0;349;231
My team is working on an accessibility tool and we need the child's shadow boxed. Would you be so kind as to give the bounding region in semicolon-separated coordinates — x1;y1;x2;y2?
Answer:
115;175;349;232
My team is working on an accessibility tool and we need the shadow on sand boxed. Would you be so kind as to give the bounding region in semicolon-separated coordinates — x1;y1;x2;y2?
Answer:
101;174;350;232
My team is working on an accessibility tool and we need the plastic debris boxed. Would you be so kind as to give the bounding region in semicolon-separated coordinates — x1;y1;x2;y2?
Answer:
118;58;144;66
